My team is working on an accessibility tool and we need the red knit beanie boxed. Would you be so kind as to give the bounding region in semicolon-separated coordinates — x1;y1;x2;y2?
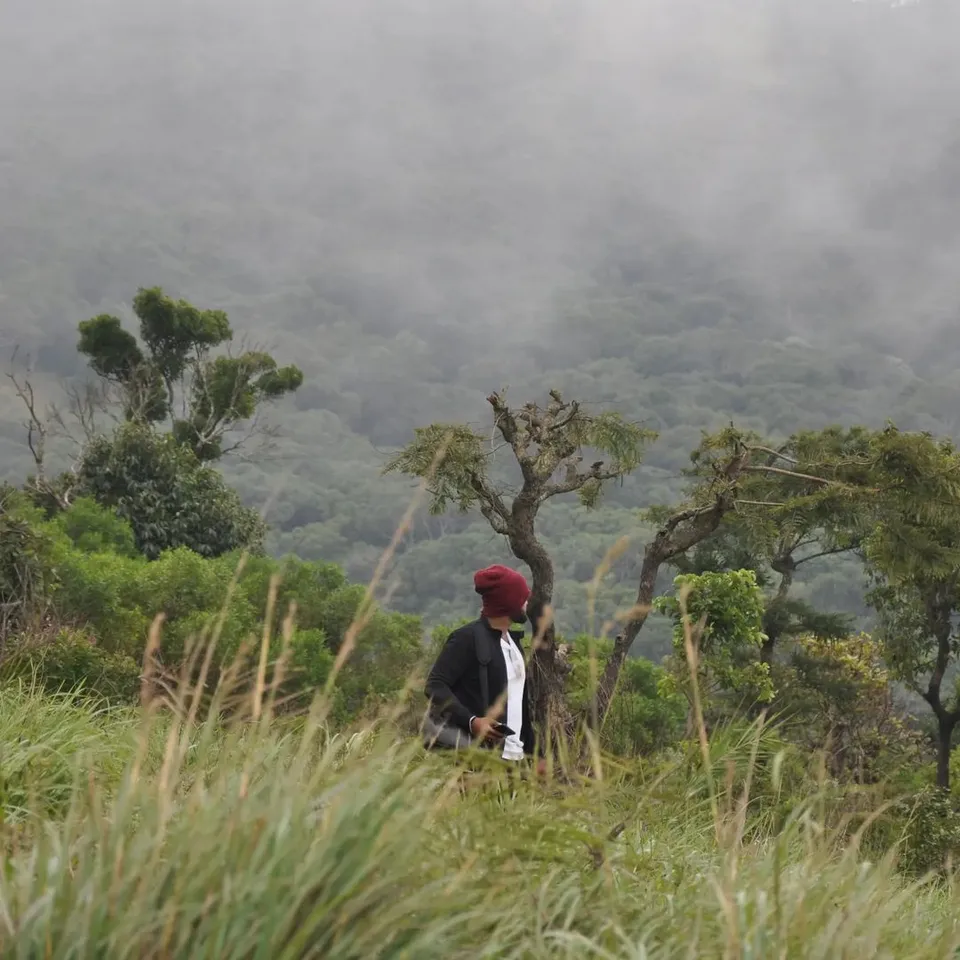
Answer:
474;565;531;620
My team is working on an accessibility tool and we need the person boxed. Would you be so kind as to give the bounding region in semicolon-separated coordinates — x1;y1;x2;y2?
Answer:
424;564;542;765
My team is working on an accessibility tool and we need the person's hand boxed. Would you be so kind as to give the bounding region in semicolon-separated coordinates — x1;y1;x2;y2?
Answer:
535;758;548;777
469;716;504;742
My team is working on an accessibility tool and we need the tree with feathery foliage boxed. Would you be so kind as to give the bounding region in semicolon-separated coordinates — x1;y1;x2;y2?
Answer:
670;426;871;668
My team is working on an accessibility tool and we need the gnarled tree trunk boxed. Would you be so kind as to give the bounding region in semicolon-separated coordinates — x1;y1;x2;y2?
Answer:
594;541;660;725
761;556;795;667
509;500;572;745
922;600;960;791
935;715;957;791
927;619;958;790
594;448;748;725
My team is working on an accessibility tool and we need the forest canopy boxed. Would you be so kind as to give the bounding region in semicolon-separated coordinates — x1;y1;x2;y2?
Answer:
2;0;959;641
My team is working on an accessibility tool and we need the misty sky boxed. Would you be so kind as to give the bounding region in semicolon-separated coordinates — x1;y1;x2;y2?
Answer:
2;0;959;364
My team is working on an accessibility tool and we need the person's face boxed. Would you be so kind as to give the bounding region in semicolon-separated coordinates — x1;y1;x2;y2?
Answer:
511;600;529;625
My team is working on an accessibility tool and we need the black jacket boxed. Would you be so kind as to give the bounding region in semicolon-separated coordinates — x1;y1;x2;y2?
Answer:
425;618;538;756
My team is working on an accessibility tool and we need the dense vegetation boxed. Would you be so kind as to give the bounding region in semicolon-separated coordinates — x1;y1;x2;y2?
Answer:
7;280;960;950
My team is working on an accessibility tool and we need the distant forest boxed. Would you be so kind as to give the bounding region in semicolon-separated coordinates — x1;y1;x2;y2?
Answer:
3;0;960;655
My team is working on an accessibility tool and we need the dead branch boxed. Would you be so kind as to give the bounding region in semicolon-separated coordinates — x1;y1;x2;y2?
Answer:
542;461;622;498
7;369;48;480
6;361;82;511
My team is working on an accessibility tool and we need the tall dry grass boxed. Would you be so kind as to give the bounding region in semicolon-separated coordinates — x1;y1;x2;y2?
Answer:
2;669;959;958
1;459;959;956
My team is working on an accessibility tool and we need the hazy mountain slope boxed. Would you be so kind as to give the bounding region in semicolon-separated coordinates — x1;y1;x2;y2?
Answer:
3;0;959;640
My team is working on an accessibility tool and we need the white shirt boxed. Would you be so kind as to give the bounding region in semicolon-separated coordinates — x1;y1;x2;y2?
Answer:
500;632;526;761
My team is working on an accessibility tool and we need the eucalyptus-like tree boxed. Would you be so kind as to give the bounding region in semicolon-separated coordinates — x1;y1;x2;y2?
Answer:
595;426;860;724
10;287;300;560
78;286;303;461
857;426;960;789
670;426;869;665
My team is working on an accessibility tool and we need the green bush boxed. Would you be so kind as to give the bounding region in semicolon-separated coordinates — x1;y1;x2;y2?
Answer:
239;553;347;635
0;495;424;724
1;629;141;705
48;496;138;557
0;490;57;636
50;545;149;655
288;627;335;688
134;549;258;664
566;635;686;756
50;540;255;665
864;787;960;877
77;423;266;560
330;607;424;718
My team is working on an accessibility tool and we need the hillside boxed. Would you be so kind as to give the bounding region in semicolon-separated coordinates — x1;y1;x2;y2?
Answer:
3;0;960;645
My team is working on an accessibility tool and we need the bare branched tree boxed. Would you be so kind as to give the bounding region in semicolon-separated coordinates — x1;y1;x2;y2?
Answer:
6;362;75;511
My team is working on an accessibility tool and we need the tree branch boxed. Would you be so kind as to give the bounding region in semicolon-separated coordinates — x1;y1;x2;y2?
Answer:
793;544;856;568
467;470;511;526
58;380;110;445
221;415;281;461
743;464;837;485
7;370;46;476
748;444;799;465
487;391;537;483
542;462;621;498
6;367;74;510
478;500;510;536
548;401;581;434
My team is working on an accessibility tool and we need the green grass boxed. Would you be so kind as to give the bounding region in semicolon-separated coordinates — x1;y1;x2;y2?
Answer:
0;682;146;823
1;682;960;958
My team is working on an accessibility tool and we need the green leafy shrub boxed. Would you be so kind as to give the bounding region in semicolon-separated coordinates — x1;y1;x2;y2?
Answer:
656;568;772;710
288;627;335;688
781;632;924;785
51;543;255;665
239;554;347;635
133;549;258;664
0;491;423;724
48;496;138;557
77;423;266;560
567;635;686;756
50;545;149;655
331;607;424;719
863;787;960;877
1;628;141;705
0;490;57;637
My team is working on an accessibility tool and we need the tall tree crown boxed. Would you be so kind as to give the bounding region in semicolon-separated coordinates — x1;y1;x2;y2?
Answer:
77;287;303;461
384;389;654;530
